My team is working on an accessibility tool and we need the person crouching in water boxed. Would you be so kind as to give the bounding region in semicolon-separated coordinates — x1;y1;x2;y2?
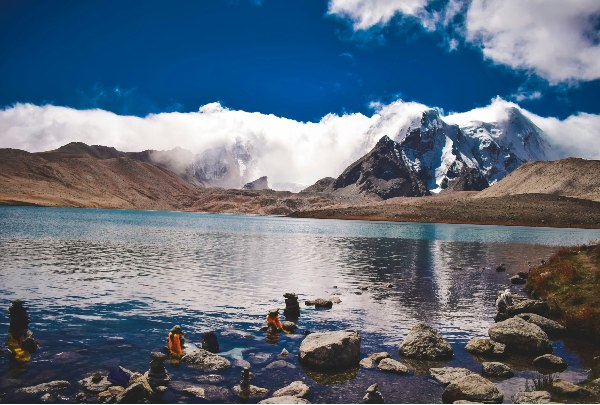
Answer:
7;300;38;362
168;325;185;360
266;309;289;334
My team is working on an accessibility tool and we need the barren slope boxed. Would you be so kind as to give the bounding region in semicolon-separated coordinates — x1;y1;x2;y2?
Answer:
475;158;600;201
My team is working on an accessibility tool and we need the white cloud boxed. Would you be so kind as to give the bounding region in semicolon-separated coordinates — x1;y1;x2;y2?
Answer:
1;99;599;190
328;0;430;30
328;0;600;83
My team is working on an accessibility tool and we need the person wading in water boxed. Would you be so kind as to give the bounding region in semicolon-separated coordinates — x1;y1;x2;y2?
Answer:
7;300;38;362
167;325;185;362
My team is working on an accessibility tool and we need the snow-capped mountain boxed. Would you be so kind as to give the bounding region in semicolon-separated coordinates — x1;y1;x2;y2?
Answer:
191;138;254;188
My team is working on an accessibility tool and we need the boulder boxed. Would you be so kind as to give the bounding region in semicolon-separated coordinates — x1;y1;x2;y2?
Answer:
363;383;384;404
533;354;567;371
488;317;552;354
181;348;231;371
377;358;409;374
97;386;125;403
506;299;549;317
429;368;474;386
265;360;296;369
368;352;391;362
232;384;269;398
513;390;552;404
510;275;526;284
399;323;453;360
79;373;112;393
359;358;377;369
442;374;503;403
15;381;71;396
172;382;230;402
516;313;566;336
551;380;587;397
281;321;297;332
115;380;153;403
272;381;310;398
259;396;311;404
305;298;333;309
482;362;513;378
464;338;505;357
299;330;360;370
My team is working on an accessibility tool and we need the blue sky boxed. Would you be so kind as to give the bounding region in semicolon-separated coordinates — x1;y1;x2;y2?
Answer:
1;0;599;121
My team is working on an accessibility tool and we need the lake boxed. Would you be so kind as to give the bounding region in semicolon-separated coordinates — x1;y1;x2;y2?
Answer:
1;206;600;403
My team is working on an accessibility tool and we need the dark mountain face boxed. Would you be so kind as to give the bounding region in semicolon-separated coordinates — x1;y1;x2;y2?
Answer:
332;135;429;199
243;176;269;190
301;177;336;193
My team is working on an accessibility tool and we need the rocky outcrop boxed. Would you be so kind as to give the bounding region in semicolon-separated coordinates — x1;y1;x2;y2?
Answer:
488;317;552;354
299;330;360;370
243;176;270;190
399;323;453;360
513;391;552;404
464;338;505;357
481;362;513;378
79;373;112;393
516;313;566;336
272;381;310;398
377;358;409;374
301;177;335;194
429;367;474;386
181;348;231;371
332;136;429;199
15;381;71;396
441;374;503;403
533;354;567;371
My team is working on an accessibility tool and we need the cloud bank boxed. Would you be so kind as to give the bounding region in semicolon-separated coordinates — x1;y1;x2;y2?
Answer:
1;99;599;187
328;0;600;83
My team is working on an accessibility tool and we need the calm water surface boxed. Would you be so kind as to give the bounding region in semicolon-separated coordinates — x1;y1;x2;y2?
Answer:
1;207;600;403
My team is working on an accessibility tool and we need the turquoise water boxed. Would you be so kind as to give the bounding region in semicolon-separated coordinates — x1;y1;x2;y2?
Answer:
1;206;599;403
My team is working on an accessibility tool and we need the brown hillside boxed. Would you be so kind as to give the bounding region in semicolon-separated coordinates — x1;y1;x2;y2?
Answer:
475;158;600;201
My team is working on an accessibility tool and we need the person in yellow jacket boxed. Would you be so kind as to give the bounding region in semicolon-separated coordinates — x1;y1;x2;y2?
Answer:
7;300;38;362
168;325;185;358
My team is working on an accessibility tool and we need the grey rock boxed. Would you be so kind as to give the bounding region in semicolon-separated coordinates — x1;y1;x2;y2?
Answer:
40;393;54;402
488;317;552;354
115;381;153;404
363;383;384;404
97;386;125;403
305;298;333;309
265;360;296;369
506;299;550;317
181;348;231;371
272;381;310;398
510;275;526;284
15;381;71;396
517;313;566;336
368;352;391;362
482;362;514;378
399;323;453;360
513;390;552;404
299;330;361;370
464;338;505;357
442;374;503;403
79;373;112;393
232;384;269;399
377;358;409;374
196;374;225;384
359;358;377;369
280;348;289;357
248;352;273;365
533;354;567;371
259;396;311;404
551;380;587;397
243;176;269;190
281;321;297;332
429;368;474;386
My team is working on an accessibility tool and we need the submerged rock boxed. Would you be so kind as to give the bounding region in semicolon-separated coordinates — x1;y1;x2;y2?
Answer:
363;383;384;404
481;362;513;378
265;360;296;369
281;321;297;332
15;381;71;396
429;368;473;386
516;313;566;336
464;338;505;357
441;374;503;403
506;299;549;317
488;317;552;354
305;298;333;309
360;352;390;369
399;323;453;360
272;381;310;398
550;380;588;397
232;384;269;399
79;373;112;393
510;275;526;284
299;330;360;370
377;358;409;374
513;391;552;404
533;354;567;371
259;396;311;404
181;348;231;371
97;386;125;403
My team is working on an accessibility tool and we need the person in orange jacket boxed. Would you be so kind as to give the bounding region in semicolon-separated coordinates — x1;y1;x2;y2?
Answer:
168;325;185;358
266;309;285;333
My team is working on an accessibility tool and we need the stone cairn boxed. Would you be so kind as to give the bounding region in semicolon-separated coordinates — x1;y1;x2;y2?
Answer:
201;330;220;353
146;352;170;389
363;383;384;404
283;292;300;319
239;367;252;400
